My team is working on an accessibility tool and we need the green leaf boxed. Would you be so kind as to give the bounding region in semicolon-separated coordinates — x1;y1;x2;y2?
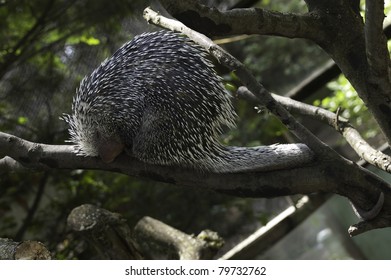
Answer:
80;35;100;46
17;116;28;125
67;34;101;46
224;82;237;92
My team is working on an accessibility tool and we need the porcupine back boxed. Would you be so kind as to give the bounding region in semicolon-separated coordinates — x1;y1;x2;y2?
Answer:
63;31;312;172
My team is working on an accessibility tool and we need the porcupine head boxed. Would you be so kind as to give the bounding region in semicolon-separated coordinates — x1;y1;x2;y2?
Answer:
62;31;237;168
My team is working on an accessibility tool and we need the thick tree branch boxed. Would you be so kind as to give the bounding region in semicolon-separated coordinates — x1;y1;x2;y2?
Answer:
0;131;320;196
1;127;391;235
159;0;322;40
306;0;391;145
365;0;391;79
0;238;51;260
67;204;143;260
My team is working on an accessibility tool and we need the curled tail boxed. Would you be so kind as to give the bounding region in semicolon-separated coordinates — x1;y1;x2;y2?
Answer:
210;143;313;173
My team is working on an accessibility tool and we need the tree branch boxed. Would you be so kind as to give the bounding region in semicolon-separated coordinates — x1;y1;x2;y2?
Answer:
134;217;223;260
238;86;391;173
306;0;391;145
67;204;143;260
159;0;322;40
285;60;341;100
220;194;330;259
1;126;391;235
0;131;322;196
0;156;28;172
67;204;222;260
365;0;391;79
0;238;51;260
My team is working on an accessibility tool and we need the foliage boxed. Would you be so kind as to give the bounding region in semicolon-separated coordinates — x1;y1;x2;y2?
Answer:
313;74;380;141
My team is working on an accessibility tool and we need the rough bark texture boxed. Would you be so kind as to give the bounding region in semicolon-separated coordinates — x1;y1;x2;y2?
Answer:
67;204;222;260
67;204;143;260
0;238;51;260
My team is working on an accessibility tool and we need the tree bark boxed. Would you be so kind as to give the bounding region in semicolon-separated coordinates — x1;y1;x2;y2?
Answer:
0;238;51;260
67;204;143;260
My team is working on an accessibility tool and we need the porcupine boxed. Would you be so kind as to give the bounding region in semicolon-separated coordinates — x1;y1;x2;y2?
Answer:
62;31;313;173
